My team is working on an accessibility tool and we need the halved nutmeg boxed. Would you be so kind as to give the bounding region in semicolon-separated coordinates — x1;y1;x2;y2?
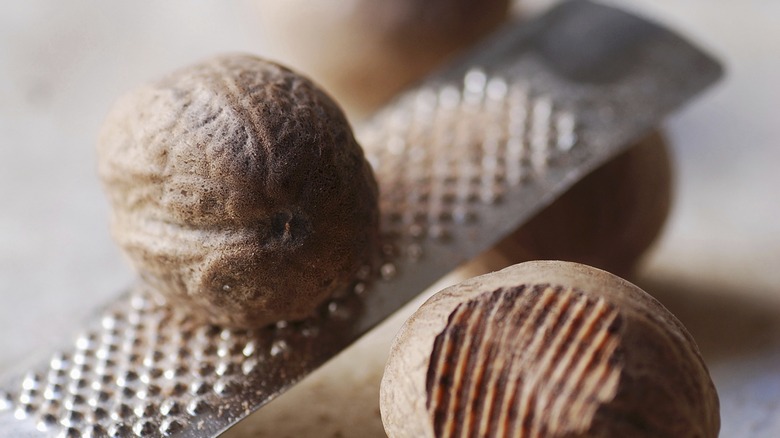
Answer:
380;261;719;437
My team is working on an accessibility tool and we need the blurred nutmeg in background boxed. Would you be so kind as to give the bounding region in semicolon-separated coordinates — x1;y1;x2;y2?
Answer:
497;130;673;278
257;0;511;116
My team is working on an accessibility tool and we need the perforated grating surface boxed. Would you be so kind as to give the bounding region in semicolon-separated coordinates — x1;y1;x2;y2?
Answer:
0;283;381;437
361;69;577;255
0;2;721;436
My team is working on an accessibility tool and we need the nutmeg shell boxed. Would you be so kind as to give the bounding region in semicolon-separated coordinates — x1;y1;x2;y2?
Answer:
380;261;719;437
98;54;379;328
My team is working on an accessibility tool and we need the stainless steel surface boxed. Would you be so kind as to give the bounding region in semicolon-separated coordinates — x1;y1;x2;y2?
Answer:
0;1;721;436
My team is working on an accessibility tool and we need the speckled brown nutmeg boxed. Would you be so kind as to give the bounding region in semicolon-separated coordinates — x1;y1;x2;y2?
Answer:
97;54;379;328
380;261;719;438
496;131;672;278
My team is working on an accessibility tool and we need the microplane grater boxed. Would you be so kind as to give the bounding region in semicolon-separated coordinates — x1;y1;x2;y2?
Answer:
0;1;722;436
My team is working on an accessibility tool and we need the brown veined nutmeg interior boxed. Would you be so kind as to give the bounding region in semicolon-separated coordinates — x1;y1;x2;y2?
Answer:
494;130;672;278
97;54;379;329
256;0;511;116
380;260;720;438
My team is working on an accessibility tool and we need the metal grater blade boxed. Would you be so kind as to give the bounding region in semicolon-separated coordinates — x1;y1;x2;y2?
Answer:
0;1;722;436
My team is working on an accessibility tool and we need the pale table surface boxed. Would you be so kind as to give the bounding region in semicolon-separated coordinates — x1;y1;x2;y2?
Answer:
1;1;779;436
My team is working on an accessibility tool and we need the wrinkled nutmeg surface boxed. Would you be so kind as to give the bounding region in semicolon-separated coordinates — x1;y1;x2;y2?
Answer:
98;54;379;328
380;261;719;438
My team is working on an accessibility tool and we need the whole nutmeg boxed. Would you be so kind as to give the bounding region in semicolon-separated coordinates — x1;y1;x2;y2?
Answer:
381;261;719;437
496;131;672;277
257;0;510;115
98;54;379;328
